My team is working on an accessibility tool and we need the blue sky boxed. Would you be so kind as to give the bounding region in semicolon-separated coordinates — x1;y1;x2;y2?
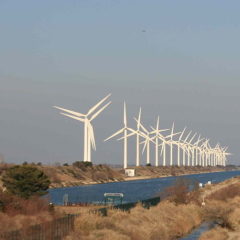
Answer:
0;1;240;165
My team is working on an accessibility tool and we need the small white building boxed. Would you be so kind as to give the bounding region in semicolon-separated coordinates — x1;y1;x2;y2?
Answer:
125;168;135;177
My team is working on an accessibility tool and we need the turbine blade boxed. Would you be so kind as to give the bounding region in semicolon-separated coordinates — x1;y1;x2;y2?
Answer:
87;94;111;116
89;101;111;121
138;107;142;122
142;139;148;154
88;122;96;150
124;102;127;126
179;127;186;141
156;116;160;130
160;143;164;156
60;113;85;122
54;106;85;117
184;130;192;142
159;128;169;132
171;122;175;135
104;128;124;141
134;118;148;133
189;133;197;144
117;131;135;141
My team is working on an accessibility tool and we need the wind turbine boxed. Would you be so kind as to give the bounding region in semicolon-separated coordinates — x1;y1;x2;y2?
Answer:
104;102;130;169
169;123;181;166
54;94;111;163
117;108;147;166
192;135;204;166
191;135;204;166
176;127;186;166
139;122;153;166
181;130;192;166
200;139;210;167
149;117;169;166
187;133;197;166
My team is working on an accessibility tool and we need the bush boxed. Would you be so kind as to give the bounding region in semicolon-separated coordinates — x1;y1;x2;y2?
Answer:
2;165;50;198
73;161;93;170
161;177;199;205
207;183;240;201
146;163;151;167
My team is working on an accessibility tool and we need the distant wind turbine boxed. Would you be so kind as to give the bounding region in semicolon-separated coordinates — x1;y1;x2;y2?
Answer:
54;94;111;163
104;102;131;169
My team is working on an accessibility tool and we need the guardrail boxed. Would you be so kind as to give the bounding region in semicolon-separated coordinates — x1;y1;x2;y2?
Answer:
0;214;76;240
94;196;161;216
1;196;161;239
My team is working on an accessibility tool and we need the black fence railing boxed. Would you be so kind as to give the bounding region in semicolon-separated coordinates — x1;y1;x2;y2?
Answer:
1;197;161;239
0;214;76;240
94;196;161;216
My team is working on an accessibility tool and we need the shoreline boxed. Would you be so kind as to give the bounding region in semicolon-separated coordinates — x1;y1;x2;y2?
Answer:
49;168;235;189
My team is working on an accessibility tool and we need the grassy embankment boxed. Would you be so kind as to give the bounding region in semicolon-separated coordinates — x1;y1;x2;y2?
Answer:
62;176;240;240
199;178;240;240
0;162;234;189
0;161;240;240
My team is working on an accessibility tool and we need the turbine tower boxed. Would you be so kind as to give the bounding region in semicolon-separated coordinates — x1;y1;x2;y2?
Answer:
169;123;181;166
149;117;169;167
54;94;111;163
104;102;130;169
118;108;147;166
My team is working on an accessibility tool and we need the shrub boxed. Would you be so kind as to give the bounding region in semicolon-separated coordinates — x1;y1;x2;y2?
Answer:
207;183;240;201
199;227;229;240
2;165;50;198
161;177;199;205
73;161;93;170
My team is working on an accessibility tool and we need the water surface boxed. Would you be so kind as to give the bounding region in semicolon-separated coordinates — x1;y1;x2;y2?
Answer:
48;170;240;205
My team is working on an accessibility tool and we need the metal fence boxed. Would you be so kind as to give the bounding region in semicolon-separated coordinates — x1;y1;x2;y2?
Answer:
1;197;161;239
0;214;76;240
95;196;161;216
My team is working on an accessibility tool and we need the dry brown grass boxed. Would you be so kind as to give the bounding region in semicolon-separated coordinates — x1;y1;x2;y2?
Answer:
0;192;59;234
199;227;229;240
65;201;202;240
207;183;240;202
199;184;240;239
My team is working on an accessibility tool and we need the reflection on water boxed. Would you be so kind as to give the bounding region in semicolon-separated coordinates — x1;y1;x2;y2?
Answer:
48;170;240;205
180;222;216;240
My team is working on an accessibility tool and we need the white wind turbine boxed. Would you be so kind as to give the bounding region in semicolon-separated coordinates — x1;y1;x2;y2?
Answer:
181;130;192;166
117;108;147;166
159;131;182;166
176;127;186;166
200;139;210;166
54;94;111;163
169;123;181;166
191;135;204;166
192;136;204;166
149;117;169;166
186;133;197;166
140;123;153;166
104;102;130;169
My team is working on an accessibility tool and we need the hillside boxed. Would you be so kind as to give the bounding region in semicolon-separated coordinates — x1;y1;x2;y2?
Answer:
0;162;237;189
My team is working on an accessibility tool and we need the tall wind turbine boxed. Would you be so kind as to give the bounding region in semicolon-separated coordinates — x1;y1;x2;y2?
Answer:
187;133;197;166
104;102;130;169
169;123;181;166
139;122;152;165
54;94;111;163
149;117;169;166
192;135;204;166
177;127;186;166
117;108;147;166
182;130;192;166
